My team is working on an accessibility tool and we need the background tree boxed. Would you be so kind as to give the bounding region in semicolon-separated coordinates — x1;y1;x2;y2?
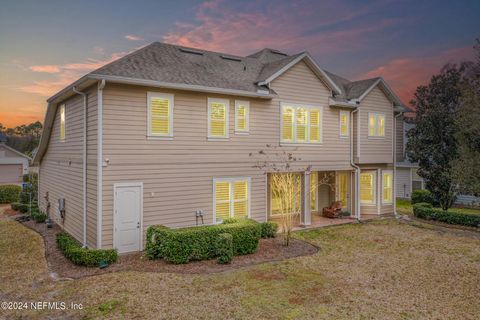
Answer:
451;41;480;196
0;121;43;157
406;65;463;210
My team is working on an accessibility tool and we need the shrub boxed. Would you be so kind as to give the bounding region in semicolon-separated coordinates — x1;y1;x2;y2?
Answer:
415;202;433;208
215;233;233;264
260;221;278;238
146;218;261;264
32;212;47;223
411;190;435;205
0;185;21;204
57;232;118;267
413;204;480;227
11;202;29;213
222;218;238;224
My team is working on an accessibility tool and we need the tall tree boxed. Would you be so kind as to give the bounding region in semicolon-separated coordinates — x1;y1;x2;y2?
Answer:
406;65;464;210
452;42;480;195
1;121;43;157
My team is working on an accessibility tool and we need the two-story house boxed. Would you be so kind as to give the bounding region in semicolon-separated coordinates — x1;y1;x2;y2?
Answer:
34;42;408;253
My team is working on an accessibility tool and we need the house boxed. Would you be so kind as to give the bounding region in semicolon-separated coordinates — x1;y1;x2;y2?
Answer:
395;121;425;199
33;42;408;253
0;134;31;185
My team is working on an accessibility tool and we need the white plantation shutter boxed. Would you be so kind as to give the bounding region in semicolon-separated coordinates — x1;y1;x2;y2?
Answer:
281;104;322;143
215;181;231;222
296;107;307;142
340;112;349;136
309;109;321;142
148;93;173;137
378;114;385;136
233;180;248;217
214;178;250;222
282;107;294;141
235;101;250;133
208;99;229;138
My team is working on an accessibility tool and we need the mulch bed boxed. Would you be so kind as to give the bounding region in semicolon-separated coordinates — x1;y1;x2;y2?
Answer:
20;218;318;279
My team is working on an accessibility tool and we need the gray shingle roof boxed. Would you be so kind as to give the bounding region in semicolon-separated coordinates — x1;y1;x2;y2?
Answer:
324;70;380;100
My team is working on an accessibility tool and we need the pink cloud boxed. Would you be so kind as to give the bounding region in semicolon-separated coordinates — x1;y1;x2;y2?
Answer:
29;65;61;73
163;0;398;56
358;46;475;105
125;34;143;41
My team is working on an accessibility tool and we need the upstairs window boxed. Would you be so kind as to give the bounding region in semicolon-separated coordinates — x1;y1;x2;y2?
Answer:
214;178;250;223
235;100;250;133
368;113;385;137
208;98;229;139
148;92;174;137
340;111;349;137
59;104;66;141
281;103;322;143
382;171;393;204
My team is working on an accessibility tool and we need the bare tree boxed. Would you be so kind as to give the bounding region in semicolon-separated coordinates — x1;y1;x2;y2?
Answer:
250;144;314;246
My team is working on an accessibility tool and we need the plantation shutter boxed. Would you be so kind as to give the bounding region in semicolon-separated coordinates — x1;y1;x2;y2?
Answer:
150;97;170;135
210;102;227;137
233;180;248;218
296;107;307;142
369;114;376;136
282;107;294;141
360;173;374;203
236;105;248;131
215;181;231;222
378;114;385;136
383;172;392;203
340;113;348;136
309;109;321;142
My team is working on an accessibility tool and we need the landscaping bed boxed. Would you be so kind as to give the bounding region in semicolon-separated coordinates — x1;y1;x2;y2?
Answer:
21;219;318;279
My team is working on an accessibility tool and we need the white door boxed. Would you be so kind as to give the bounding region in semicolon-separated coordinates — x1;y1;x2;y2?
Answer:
114;183;142;253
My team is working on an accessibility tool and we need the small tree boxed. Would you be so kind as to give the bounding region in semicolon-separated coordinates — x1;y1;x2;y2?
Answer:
250;145;315;246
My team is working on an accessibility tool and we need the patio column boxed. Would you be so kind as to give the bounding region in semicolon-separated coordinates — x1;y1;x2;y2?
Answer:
301;171;312;226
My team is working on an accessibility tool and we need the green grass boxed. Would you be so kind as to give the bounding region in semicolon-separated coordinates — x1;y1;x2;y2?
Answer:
2;207;480;319
396;198;480;216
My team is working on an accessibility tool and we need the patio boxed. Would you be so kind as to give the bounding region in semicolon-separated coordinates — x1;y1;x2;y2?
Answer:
270;213;381;231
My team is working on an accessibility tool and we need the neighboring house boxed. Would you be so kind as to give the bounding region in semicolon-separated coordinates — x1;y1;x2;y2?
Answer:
33;42;408;253
395;121;425;199
0;135;31;185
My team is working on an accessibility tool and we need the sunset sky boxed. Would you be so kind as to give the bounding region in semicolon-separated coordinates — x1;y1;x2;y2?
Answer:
0;0;479;127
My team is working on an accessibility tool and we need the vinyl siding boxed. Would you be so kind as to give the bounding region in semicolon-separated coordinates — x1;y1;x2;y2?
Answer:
395;115;404;161
359;164;394;215
100;60;354;248
396;167;412;199
39;87;97;247
358;87;394;164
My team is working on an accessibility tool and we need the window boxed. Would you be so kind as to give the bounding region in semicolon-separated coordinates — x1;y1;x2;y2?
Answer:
310;172;318;211
281;103;323;143
147;92;174;137
382;171;393;203
270;173;301;215
368;113;385;137
340;111;349;137
214;178;250;223
59;104;66;141
360;171;376;204
338;173;348;207
208;98;229;139
235;100;250;133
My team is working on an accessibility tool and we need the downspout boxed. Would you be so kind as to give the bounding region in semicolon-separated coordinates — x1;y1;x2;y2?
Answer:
72;86;88;247
350;108;361;220
393;112;403;217
97;79;106;249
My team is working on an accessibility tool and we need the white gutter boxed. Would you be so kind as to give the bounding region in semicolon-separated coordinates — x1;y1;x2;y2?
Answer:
350;108;361;220
393;112;403;217
97;79;105;249
72;86;88;248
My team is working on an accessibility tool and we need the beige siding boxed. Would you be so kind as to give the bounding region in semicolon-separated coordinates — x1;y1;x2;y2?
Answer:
396;167;412;199
39;87;97;247
395;115;404;161
100;61;353;248
358;87;394;163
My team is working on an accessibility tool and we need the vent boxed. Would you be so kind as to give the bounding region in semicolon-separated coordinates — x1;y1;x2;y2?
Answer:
220;55;242;62
179;48;204;55
270;49;287;56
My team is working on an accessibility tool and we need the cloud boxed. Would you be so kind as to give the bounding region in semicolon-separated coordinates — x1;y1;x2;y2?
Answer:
163;0;398;56
125;34;143;41
358;46;475;105
29;65;61;73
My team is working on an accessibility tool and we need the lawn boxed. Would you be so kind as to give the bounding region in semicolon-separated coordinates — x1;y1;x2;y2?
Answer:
396;198;480;216
1;209;480;319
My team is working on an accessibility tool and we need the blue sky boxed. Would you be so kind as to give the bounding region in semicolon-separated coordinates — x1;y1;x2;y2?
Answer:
0;0;478;126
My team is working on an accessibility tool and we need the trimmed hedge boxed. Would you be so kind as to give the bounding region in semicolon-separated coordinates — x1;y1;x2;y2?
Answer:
215;233;233;264
260;221;278;238
411;190;434;205
11;202;29;213
56;232;118;267
0;185;21;204
146;218;261;264
413;204;480;227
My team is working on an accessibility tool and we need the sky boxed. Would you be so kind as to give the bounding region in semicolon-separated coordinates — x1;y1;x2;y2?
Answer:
0;0;479;127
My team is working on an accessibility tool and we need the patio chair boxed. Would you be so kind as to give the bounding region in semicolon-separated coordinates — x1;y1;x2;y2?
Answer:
322;201;342;218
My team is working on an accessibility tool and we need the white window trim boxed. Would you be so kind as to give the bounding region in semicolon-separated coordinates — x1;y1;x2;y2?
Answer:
339;110;349;138
360;171;376;205
147;92;174;138
235;100;250;134
59;104;66;142
368;112;386;139
213;177;251;223
382;170;394;204
208;97;230;140
280;102;323;144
